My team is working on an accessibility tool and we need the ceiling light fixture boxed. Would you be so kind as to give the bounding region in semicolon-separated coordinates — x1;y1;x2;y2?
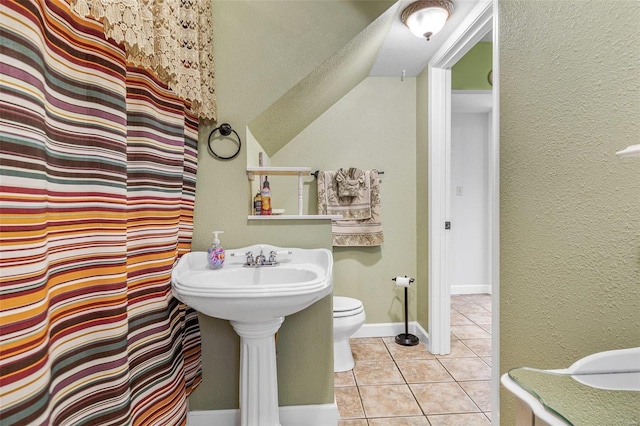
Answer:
401;0;454;41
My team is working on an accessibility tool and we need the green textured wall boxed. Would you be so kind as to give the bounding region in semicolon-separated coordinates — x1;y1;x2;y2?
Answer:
249;7;396;157
189;0;393;411
499;1;640;424
270;77;417;324
452;42;493;90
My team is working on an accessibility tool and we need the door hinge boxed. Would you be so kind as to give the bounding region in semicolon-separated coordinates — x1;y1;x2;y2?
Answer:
445;221;451;230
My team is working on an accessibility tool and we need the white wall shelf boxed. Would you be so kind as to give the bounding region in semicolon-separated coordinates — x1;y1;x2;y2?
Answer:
247;167;340;220
246;167;312;180
247;215;342;221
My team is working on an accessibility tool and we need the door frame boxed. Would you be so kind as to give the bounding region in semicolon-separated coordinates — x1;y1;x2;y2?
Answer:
427;0;499;420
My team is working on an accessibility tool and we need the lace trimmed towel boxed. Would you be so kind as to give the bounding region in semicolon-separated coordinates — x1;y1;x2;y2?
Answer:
336;168;366;197
318;170;384;247
321;168;371;220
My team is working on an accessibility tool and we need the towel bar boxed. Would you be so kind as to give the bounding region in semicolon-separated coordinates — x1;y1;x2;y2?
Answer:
311;170;384;178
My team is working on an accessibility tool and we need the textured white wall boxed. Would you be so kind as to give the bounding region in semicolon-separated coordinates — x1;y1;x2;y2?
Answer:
451;112;491;293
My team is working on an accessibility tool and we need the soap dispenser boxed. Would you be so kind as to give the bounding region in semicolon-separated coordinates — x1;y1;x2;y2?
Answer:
207;231;225;269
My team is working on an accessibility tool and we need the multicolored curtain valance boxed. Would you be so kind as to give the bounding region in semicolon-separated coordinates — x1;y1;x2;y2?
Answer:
1;0;202;424
70;0;217;122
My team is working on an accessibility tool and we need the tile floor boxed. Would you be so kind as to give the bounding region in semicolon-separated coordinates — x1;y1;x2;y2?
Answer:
335;294;492;426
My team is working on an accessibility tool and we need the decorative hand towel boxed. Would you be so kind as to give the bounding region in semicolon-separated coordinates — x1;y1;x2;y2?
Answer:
336;168;366;197
319;169;371;220
318;170;384;247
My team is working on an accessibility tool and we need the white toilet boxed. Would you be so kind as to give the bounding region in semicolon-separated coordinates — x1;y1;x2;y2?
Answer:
333;296;366;372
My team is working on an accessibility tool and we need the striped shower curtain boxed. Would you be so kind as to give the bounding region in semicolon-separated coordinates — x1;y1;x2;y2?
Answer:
1;0;202;424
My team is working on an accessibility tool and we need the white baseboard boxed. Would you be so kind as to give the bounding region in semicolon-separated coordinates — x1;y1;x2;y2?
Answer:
352;321;409;338
353;321;427;341
353;321;430;350
413;321;429;346
187;402;339;426
451;284;491;295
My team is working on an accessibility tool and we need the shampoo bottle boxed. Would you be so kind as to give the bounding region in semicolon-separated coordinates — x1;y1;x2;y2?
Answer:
207;231;225;269
260;176;272;215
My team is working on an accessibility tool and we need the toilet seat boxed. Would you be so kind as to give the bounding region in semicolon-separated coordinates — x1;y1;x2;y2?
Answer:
333;296;364;318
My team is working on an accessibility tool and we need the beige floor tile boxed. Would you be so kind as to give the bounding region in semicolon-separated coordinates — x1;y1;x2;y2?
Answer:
335;386;365;419
352;337;385;345
478;302;492;311
451;295;475;305
461;338;492;357
410;382;479;415
462;294;491;303
427;413;490;425
359;385;423;418
354;360;405;385
395;359;454;383
451;303;488;316
463;312;492;325
385;341;435;360
464;295;492;311
334;295;494;423
335;370;357;387
339;420;368;426
451;312;473;326
439;357;491;381
450;325;491;340
458;380;491;412
367;416;430;425
352;342;392;362
435;339;478;359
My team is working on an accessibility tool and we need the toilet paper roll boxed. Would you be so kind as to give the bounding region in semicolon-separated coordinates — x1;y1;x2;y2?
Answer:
394;276;413;287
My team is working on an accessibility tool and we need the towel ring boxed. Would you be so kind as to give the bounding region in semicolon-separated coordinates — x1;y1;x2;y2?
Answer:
207;123;241;160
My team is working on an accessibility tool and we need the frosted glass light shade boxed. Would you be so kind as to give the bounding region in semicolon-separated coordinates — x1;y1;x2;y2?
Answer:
401;0;454;41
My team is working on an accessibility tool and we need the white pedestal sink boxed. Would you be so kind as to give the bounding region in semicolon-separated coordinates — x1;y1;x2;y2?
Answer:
171;245;333;426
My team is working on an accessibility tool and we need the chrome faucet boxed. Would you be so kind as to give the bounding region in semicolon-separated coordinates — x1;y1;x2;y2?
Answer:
254;249;267;266
242;247;283;267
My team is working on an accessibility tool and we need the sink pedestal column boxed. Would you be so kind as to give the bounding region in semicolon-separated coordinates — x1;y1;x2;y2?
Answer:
231;318;285;426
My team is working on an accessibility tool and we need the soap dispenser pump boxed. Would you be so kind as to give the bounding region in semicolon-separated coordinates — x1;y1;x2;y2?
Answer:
208;231;225;269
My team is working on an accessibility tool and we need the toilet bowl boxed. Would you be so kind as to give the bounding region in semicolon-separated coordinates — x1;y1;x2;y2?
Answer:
333;296;366;372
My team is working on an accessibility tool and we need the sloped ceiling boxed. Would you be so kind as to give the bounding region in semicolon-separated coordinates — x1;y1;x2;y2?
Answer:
248;3;398;157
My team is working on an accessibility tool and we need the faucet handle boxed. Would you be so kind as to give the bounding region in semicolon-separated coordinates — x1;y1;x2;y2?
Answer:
245;251;254;264
254;247;266;265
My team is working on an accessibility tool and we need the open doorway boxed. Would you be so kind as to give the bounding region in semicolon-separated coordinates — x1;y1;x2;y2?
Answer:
450;87;494;417
426;0;499;423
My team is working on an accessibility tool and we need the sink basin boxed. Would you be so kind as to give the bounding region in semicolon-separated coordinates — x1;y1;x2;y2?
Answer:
171;245;333;426
502;347;640;425
567;346;640;391
171;245;333;322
